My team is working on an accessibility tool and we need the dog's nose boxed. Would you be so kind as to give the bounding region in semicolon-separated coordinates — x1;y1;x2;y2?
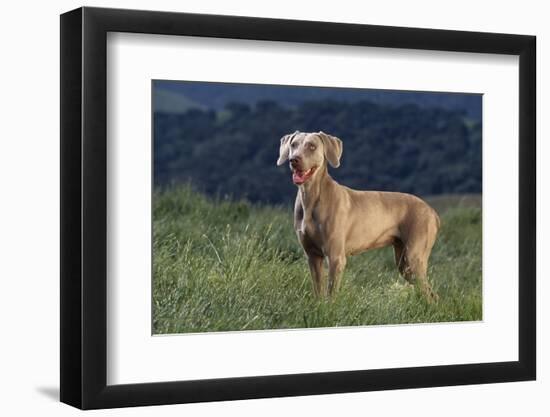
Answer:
290;156;301;166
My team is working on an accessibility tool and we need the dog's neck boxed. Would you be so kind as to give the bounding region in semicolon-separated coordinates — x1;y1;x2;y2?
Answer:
298;163;333;211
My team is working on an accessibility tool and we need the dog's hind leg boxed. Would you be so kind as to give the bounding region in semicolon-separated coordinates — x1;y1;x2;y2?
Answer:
400;234;438;303
393;239;407;276
404;254;438;302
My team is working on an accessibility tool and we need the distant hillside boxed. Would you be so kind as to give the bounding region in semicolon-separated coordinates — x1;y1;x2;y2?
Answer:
153;80;482;120
154;98;482;205
153;88;205;113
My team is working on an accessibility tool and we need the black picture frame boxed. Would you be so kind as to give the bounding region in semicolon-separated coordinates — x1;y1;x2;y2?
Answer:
60;6;536;410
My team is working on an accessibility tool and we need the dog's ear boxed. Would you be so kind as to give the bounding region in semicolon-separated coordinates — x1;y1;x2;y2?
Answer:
318;131;343;168
277;131;298;166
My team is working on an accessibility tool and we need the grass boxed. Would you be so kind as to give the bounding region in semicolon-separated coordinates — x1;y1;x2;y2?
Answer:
153;185;482;334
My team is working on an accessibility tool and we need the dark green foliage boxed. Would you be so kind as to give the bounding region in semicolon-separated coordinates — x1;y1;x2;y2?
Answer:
154;100;481;204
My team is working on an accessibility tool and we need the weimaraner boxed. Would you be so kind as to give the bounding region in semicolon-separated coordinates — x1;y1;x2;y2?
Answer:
277;131;440;301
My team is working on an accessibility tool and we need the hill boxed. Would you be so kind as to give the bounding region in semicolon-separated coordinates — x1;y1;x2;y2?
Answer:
154;80;482;119
154;99;482;205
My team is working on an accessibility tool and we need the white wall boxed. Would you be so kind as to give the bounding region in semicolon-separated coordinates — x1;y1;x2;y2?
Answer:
0;0;546;415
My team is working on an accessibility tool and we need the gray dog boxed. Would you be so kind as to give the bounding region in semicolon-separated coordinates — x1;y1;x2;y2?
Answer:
277;131;440;301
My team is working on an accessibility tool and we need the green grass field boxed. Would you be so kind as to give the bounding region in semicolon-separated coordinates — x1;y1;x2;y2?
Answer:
153;185;482;334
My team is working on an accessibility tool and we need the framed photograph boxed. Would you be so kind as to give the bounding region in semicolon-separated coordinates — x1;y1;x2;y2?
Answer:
60;6;536;409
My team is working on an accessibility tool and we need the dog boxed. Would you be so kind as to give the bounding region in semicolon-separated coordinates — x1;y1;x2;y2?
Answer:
277;131;440;301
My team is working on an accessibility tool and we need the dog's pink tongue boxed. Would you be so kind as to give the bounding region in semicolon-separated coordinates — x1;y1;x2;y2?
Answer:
293;171;305;184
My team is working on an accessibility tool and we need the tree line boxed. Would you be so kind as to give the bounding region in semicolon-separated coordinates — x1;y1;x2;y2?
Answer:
154;99;481;205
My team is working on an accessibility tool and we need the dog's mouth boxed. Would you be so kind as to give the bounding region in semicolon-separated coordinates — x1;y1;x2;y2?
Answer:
292;166;317;185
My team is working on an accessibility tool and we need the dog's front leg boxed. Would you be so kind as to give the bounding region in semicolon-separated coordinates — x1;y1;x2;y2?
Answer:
307;254;326;297
327;242;347;296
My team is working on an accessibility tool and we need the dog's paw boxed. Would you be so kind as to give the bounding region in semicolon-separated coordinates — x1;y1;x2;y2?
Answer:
388;280;414;300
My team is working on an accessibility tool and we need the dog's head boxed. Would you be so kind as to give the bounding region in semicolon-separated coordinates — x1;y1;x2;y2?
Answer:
277;131;343;185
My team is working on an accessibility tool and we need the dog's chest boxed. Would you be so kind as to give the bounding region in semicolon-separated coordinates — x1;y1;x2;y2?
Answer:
295;204;325;253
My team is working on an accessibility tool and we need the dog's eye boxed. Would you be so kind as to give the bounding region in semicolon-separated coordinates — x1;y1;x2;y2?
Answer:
309;144;316;151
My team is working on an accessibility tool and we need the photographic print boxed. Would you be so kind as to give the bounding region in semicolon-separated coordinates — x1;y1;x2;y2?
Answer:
61;8;535;408
152;80;482;335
